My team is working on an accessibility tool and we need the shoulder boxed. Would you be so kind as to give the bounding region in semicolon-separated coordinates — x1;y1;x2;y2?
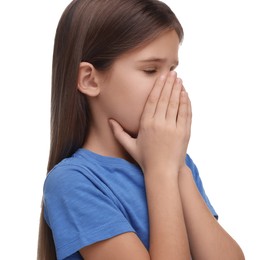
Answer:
43;151;107;217
44;158;89;193
43;151;137;259
44;149;105;192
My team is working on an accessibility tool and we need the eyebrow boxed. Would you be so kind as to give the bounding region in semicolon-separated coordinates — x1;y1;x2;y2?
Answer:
137;58;179;66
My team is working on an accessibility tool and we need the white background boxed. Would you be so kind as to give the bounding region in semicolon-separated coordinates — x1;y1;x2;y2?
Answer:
0;0;269;259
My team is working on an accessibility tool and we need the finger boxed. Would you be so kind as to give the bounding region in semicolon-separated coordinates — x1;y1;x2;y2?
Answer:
109;119;136;156
186;94;192;138
154;71;177;119
177;90;189;128
166;78;182;121
141;74;166;121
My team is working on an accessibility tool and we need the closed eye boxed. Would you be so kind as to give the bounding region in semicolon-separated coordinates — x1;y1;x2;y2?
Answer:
143;69;157;74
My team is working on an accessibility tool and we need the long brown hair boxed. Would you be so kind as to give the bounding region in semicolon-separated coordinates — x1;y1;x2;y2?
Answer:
37;0;183;259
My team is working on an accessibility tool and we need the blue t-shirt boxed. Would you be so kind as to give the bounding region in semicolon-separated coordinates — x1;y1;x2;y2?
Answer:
43;148;218;260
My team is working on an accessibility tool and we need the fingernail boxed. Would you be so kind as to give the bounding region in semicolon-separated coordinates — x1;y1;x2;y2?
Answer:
170;71;177;77
176;78;182;84
108;119;114;127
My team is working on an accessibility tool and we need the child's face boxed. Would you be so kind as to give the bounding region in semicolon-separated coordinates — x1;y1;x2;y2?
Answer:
98;30;180;136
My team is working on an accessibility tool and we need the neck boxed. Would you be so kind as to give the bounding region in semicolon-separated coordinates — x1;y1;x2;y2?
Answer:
83;118;135;163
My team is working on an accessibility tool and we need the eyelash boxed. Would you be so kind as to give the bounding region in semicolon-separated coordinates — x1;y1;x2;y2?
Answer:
143;69;157;74
143;67;176;75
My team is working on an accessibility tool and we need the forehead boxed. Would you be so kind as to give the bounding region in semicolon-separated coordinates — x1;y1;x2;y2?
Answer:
118;30;180;63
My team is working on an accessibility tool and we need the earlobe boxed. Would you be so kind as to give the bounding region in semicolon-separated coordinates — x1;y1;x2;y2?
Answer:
77;62;101;97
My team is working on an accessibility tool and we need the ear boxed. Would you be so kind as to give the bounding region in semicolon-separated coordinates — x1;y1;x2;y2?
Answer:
77;62;101;97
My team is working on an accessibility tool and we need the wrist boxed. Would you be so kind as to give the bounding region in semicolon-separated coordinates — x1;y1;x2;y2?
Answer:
144;169;179;193
144;164;179;180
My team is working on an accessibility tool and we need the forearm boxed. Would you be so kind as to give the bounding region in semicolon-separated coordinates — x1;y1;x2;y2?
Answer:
145;169;191;260
178;166;245;260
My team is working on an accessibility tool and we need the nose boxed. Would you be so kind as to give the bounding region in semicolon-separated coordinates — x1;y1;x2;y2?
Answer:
157;70;175;79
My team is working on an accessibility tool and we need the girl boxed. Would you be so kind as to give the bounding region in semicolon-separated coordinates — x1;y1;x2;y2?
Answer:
38;0;245;259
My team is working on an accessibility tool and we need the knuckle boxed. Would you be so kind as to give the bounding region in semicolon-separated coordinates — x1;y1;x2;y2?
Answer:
152;119;163;130
159;96;169;104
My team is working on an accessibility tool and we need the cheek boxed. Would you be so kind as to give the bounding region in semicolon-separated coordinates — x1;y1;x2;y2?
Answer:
128;77;154;111
123;80;155;134
103;71;156;134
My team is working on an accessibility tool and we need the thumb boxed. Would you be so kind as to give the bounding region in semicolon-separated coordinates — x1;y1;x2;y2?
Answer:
108;119;136;157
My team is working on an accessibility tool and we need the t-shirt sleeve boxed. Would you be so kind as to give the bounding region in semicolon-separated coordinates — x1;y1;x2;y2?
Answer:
185;154;218;219
43;164;135;260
